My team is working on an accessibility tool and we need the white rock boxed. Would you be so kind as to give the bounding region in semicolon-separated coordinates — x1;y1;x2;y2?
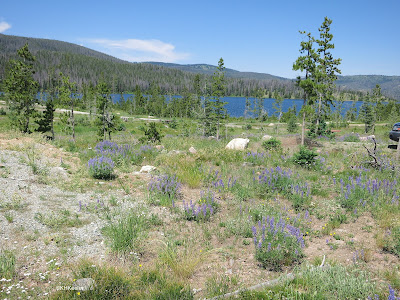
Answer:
189;147;197;154
262;135;273;141
225;138;249;150
140;165;156;173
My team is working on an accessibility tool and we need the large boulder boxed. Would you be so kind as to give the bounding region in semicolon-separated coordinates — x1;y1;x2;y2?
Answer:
225;138;249;150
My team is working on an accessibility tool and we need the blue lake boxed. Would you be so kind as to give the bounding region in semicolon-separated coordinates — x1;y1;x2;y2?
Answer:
112;94;363;118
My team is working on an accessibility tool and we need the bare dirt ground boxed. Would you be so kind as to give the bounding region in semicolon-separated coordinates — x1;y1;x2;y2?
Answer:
0;135;399;298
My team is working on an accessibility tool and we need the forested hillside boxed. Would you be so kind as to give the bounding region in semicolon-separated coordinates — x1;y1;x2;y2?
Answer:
0;34;399;99
0;34;299;97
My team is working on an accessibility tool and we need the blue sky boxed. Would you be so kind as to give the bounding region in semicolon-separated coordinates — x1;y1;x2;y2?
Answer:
1;0;399;78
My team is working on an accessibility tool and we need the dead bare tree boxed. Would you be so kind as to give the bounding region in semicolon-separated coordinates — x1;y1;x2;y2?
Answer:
363;138;395;170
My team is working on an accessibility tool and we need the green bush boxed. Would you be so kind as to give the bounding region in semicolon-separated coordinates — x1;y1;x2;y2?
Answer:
287;116;298;133
88;155;115;179
262;138;282;151
253;221;304;271
292;146;318;168
140;122;163;143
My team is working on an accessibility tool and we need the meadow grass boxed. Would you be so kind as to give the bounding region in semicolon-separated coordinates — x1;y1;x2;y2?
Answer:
1;113;399;298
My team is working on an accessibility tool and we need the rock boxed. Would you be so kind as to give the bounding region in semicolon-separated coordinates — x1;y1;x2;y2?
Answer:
49;167;68;181
262;135;273;141
140;165;156;173
268;123;275;127
193;288;202;295
169;150;184;155
359;135;375;141
208;136;216;140
72;278;95;291
189;147;197;154
225;138;249;150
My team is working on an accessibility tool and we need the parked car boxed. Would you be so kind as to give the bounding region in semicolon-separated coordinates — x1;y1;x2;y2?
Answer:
389;122;400;142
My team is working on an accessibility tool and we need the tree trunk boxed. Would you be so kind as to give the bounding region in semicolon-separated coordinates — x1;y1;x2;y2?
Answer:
317;93;322;127
51;117;55;140
71;103;75;142
301;111;306;146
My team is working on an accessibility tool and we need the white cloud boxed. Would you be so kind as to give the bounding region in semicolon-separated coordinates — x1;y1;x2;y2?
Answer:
84;38;189;63
0;21;11;33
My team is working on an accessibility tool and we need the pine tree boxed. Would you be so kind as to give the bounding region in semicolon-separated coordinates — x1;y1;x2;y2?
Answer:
3;43;39;133
210;58;227;140
315;17;342;127
59;74;79;141
35;71;59;139
272;92;284;133
293;32;318;145
96;80;115;140
360;94;375;133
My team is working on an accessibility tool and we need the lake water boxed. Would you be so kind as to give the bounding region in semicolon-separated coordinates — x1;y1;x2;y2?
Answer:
113;94;363;118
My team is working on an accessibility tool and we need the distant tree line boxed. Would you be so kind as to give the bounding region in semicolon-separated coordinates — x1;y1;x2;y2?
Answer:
2;43;399;142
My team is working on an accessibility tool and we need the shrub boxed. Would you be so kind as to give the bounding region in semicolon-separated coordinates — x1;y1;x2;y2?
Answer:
287;116;298;133
140;122;163;143
88;155;115;179
262;138;282;151
183;191;218;222
307;118;335;139
292;146;318;168
148;174;181;206
253;166;293;197
252;216;304;271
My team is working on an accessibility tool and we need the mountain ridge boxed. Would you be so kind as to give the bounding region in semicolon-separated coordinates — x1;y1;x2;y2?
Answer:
1;34;399;99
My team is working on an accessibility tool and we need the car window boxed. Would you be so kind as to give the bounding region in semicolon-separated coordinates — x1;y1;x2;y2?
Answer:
393;124;400;130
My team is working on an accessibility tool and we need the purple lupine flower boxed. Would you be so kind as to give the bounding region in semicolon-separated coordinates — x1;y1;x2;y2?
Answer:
252;226;257;237
388;285;397;300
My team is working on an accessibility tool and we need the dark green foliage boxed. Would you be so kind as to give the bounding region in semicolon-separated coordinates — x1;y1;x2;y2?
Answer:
59;74;79;140
141;122;163;143
210;58;227;139
35;101;55;137
3;43;38;133
360;98;375;133
307;118;334;139
287;115;298;133
292;146;318;168
0;108;6;115
262;138;282;151
96;81;118;140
